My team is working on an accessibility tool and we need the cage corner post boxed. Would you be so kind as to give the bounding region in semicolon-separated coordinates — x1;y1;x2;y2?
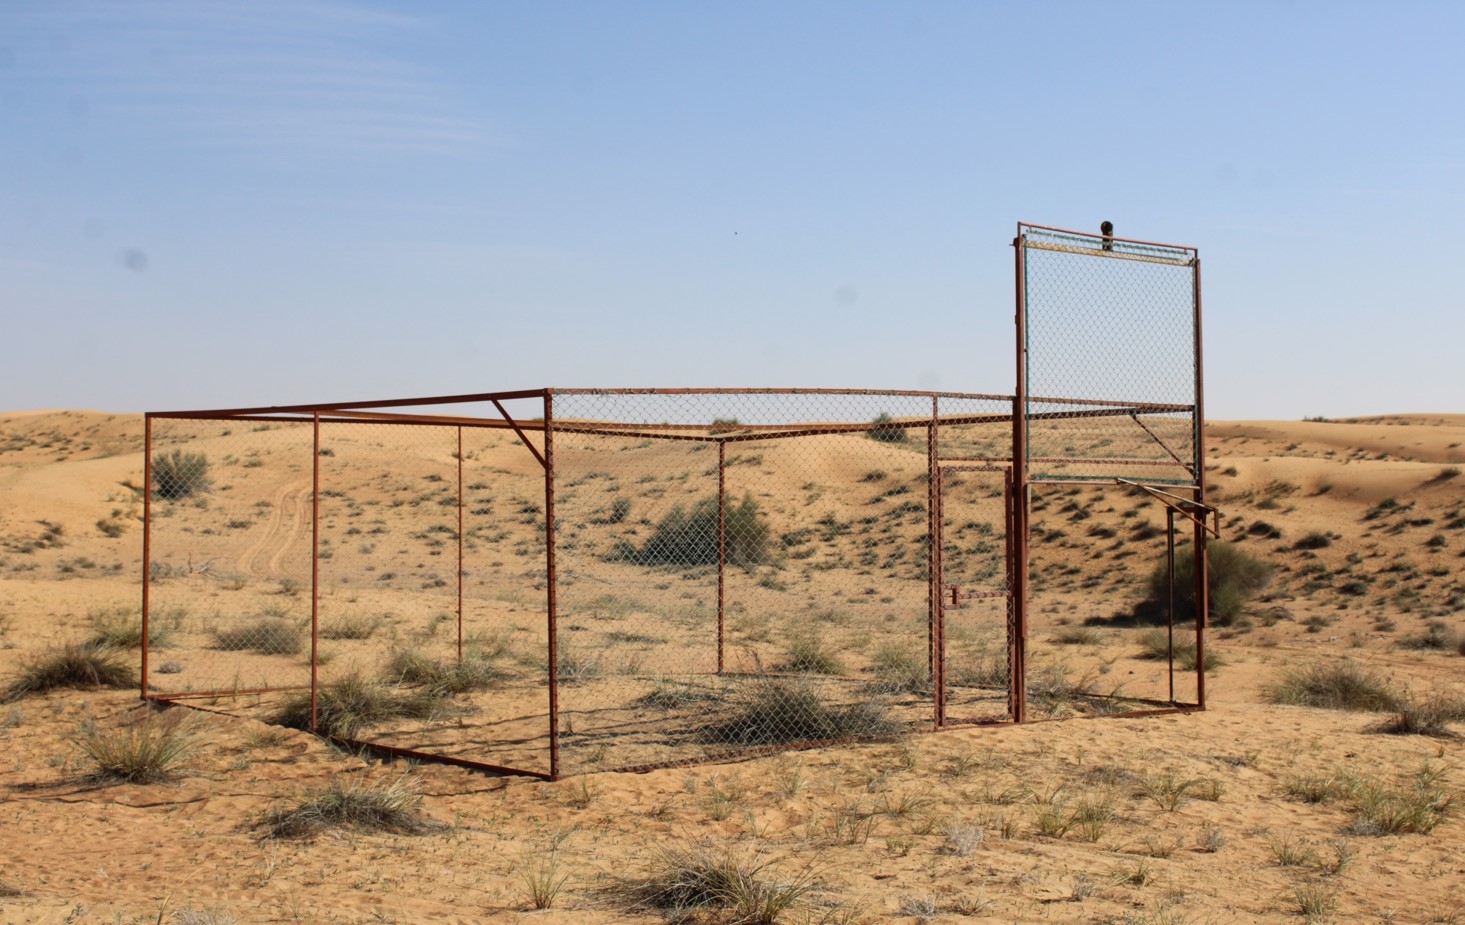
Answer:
457;424;464;662
717;439;726;674
544;389;560;780
140;414;153;702
310;411;321;733
1010;228;1030;724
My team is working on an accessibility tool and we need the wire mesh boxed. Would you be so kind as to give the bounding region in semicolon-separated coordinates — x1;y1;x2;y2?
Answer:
1020;225;1199;485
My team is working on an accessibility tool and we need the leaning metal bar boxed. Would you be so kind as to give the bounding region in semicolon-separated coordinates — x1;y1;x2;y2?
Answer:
491;398;548;469
140;415;153;700
544;391;560;780
147;387;550;419
717;442;726;675
1128;413;1193;471
311;412;321;732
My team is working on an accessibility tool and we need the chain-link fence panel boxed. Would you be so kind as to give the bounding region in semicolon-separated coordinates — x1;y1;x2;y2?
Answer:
145;417;315;707
548;390;1014;775
1019;225;1199;486
936;465;1012;724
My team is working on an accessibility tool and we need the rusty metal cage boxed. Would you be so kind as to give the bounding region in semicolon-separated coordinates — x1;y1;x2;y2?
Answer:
140;223;1211;780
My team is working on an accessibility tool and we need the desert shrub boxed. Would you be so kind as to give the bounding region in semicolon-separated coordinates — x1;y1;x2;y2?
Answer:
1052;626;1100;646
212;617;303;655
1265;660;1401;712
318;614;382;641
274;671;450;739
383;646;512;694
867;412;909;444
614;840;819;923
701;678;898;746
606;497;632;524
1135;629;1221;672
707;417;742;434
151;450;211;500
1344;766;1453;835
1136;541;1274;626
87;605;181;649
3;643;136;701
1374;692;1465;737
260;776;436;838
870;644;929;694
779;632;843;675
73;710;199;783
636;495;770;567
1294;531;1333;550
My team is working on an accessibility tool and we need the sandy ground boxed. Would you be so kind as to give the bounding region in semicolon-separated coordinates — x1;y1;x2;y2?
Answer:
1;409;1463;924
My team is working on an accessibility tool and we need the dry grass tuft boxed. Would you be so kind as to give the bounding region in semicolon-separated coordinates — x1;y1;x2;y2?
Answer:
613;840;820;924
260;776;437;839
1265;659;1401;712
3;643;136;702
273;671;451;739
73;710;200;784
701;678;898;747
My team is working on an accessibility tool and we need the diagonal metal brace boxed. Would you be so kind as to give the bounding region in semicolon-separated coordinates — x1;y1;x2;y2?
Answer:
1115;478;1220;537
491;398;547;470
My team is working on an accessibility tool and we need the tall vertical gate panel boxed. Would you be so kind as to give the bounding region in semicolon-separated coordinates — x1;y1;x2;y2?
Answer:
1013;223;1209;722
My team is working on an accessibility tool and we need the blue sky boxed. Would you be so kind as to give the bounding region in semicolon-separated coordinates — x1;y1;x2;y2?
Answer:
2;1;1462;418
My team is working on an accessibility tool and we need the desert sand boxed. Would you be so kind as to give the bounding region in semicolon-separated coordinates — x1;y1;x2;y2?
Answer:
2;409;1463;924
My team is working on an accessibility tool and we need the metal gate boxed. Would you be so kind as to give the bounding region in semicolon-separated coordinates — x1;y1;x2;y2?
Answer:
934;464;1016;726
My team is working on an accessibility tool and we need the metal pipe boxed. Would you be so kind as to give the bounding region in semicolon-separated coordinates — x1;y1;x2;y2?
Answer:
1193;256;1209;711
140;415;153;699
1011;229;1030;724
1167;507;1176;703
457;425;464;662
310;412;321;732
717;441;726;675
543;391;560;780
928;397;944;728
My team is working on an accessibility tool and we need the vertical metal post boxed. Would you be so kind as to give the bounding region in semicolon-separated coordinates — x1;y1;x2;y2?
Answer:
1166;507;1176;704
544;391;560;780
1011;229;1030;723
310;412;321;732
140;415;153;700
717;440;726;675
928;399;944;728
457;425;464;662
1192;257;1209;710
1003;467;1018;720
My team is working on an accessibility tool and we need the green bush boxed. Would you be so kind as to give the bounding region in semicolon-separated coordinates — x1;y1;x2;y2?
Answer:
1136;541;1273;626
868;412;909;444
635;495;770;567
151;450;211;500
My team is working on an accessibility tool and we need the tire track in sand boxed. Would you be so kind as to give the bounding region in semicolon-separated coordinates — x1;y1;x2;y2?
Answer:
237;481;310;578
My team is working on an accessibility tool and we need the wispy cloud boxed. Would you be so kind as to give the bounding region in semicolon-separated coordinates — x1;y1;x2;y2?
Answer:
7;0;496;158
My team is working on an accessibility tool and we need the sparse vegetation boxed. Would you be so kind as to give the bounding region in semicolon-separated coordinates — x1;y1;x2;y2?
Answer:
86;604;181;649
634;494;771;567
868;412;909;444
274;671;451;739
1136;629;1220;671
702;678;898;746
613;840;820;924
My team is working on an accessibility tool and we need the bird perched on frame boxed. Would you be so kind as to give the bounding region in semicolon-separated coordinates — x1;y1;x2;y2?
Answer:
1100;220;1114;252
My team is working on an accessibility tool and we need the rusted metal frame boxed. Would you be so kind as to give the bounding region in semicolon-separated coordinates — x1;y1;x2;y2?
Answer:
301;408;524;429
311;412;321;733
1018;221;1198;256
1031;456;1189;467
457;426;464;662
147;387;550;419
141;415;153;699
717;415;1006;444
551;425;711;443
553;386;1013;401
322;737;551;780
1022;240;1193;267
491;398;548;470
1193;256;1209;711
1027;395;1192;412
717;441;726;675
1127;413;1195;472
543;392;560;780
146;685;309;701
1012;229;1029;724
928;399;943;729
